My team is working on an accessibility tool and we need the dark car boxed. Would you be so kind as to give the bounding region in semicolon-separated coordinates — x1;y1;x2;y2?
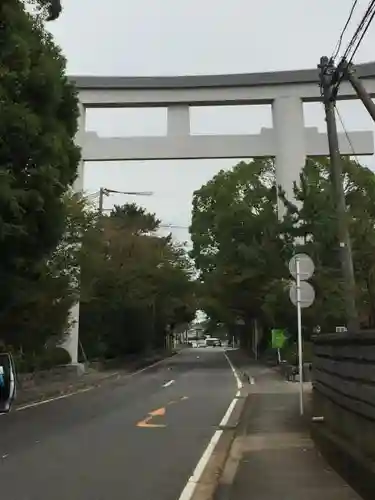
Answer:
205;338;221;347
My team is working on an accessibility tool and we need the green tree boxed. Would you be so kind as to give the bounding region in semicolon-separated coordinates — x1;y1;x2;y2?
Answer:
0;0;80;325
191;156;375;347
79;204;196;359
109;203;161;233
0;192;94;361
287;157;375;329
190;159;293;345
27;0;62;20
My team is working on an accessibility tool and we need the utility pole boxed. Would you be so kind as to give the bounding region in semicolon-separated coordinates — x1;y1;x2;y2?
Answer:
98;187;107;215
318;56;359;331
98;187;154;214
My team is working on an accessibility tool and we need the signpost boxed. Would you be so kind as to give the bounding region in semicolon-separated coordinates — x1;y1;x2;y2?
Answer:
288;254;315;416
272;329;287;348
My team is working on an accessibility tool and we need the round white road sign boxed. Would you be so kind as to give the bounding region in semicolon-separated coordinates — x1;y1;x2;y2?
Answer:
289;281;315;308
289;253;315;281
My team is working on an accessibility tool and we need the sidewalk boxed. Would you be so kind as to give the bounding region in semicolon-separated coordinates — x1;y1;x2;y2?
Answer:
215;359;361;500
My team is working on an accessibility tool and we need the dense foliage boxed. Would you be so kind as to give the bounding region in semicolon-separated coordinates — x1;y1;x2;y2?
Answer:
27;0;62;20
190;157;375;348
0;0;79;357
79;203;196;360
0;1;196;369
1;195;196;367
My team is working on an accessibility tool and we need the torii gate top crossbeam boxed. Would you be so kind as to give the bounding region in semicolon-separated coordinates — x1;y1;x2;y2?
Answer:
70;61;375;107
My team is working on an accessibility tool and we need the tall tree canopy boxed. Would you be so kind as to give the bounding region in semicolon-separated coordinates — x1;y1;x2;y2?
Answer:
79;203;196;359
190;157;375;346
27;0;62;20
1;195;196;367
288;157;375;329
1;0;196;370
191;160;291;328
0;0;80;313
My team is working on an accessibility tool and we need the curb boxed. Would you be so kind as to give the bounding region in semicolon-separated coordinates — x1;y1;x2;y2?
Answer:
212;394;250;500
219;389;248;430
190;388;249;500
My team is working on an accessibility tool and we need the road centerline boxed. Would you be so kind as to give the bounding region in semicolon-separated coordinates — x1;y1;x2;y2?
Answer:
162;380;175;388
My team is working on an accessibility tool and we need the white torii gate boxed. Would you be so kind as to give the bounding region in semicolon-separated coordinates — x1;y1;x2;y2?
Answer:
82;124;373;217
64;66;375;363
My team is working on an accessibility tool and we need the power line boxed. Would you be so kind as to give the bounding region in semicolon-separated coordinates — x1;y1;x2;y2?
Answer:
160;224;189;230
332;0;359;61
86;191;100;199
343;0;375;64
332;1;375;95
334;105;360;164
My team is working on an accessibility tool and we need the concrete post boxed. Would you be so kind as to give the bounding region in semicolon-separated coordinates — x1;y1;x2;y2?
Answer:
272;97;306;219
63;102;86;364
167;105;190;136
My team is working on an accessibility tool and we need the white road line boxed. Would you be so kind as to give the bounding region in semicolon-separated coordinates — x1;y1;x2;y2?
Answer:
224;351;243;390
15;387;94;412
10;354;178;413
177;351;243;500
177;430;223;500
162;380;175;388
219;398;238;427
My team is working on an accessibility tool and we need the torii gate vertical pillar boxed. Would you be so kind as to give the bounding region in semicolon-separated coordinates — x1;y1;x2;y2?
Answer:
63;103;86;364
272;96;306;219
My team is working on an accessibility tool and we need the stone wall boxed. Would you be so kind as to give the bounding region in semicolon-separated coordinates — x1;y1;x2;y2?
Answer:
312;331;375;499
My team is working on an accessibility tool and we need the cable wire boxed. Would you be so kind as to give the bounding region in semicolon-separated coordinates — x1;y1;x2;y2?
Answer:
334;105;360;164
341;0;375;61
347;6;375;63
333;0;375;94
332;0;359;61
160;224;189;230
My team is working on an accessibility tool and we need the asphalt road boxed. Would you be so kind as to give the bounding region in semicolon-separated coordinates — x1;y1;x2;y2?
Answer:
0;347;237;500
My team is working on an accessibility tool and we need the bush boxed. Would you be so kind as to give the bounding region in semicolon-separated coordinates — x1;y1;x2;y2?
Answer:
282;340;313;364
39;347;72;369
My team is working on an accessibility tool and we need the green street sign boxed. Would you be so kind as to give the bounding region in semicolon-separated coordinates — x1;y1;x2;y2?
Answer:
271;329;287;349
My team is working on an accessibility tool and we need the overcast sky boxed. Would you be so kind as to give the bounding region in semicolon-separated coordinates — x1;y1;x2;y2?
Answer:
48;0;375;244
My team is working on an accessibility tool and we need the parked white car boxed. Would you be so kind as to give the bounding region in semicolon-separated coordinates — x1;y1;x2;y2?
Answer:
192;340;207;348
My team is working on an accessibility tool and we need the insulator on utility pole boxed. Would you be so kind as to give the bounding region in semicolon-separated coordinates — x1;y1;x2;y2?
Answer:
318;56;359;332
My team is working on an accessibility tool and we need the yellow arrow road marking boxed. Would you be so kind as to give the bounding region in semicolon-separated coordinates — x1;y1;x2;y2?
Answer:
149;407;166;417
136;406;167;428
136;397;189;428
137;415;166;428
